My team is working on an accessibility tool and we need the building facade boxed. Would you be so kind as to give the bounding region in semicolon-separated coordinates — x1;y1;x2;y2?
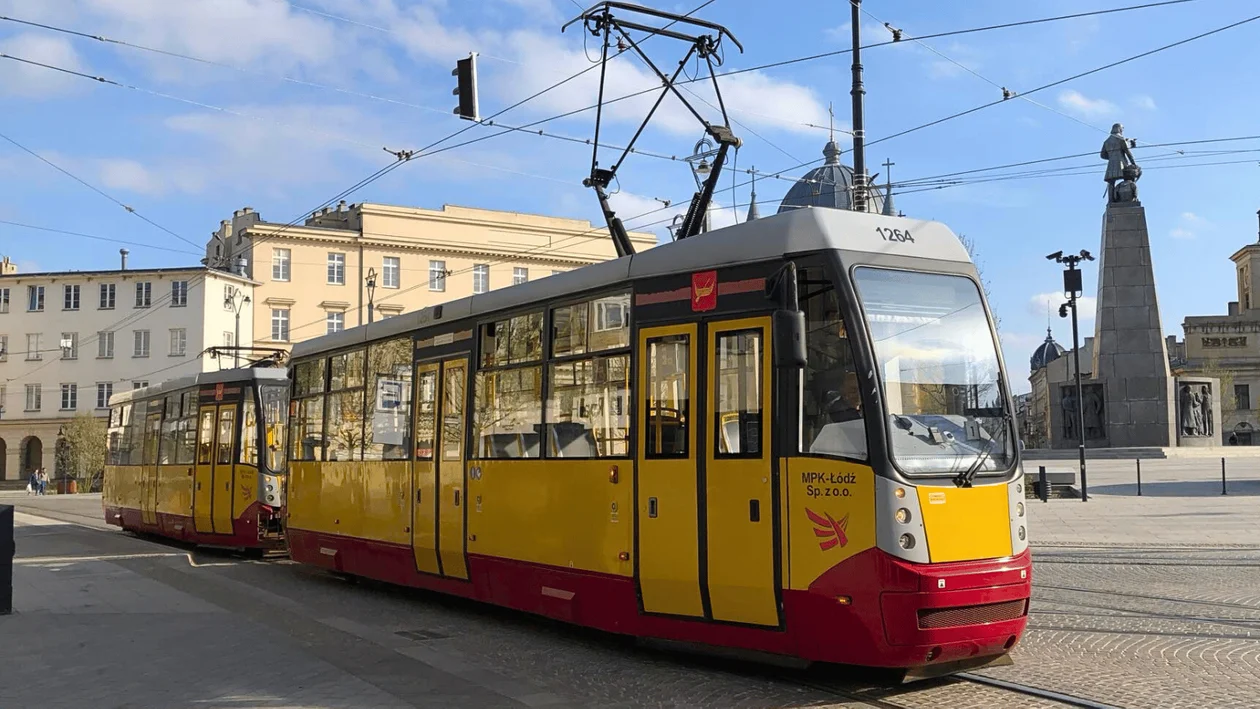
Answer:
0;263;255;480
204;202;657;352
1171;235;1260;444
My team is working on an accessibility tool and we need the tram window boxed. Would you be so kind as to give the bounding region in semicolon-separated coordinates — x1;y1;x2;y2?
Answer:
325;389;365;462
175;413;197;465
472;366;542;458
241;397;258;466
799;266;867;460
551;302;588;357
294;359;326;397
714;330;763;457
546;354;630;457
216;408;236;465
480;312;542;367
645;335;689;458
108;404;131;465
442;364;465;461
330;349;366;391
198;408;215;464
159;415;178;465
414;368;438;460
260;385;288;473
143;413;161;466
124;408;144;464
290;396;325;462
364;338;413;461
553;293;630;358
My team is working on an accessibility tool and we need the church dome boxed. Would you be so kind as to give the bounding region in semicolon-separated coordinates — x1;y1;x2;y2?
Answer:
777;140;887;215
1030;328;1066;371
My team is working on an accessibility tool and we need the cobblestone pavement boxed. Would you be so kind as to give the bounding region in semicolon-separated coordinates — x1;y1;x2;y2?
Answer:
7;494;1259;707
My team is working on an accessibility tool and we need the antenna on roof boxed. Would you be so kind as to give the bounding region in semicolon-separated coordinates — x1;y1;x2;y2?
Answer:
562;2;743;252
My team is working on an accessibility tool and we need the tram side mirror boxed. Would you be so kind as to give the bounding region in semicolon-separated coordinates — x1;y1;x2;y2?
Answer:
772;309;807;369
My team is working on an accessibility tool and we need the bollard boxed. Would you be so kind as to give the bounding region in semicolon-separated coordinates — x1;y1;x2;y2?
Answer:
1136;459;1142;497
0;504;12;615
1039;466;1048;503
1222;457;1227;496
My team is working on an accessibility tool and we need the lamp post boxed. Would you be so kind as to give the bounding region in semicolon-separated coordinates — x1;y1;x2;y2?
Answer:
366;268;377;324
224;286;251;368
1048;249;1095;501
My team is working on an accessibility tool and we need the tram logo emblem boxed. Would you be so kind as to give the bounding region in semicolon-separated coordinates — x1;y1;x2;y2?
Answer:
214;383;225;401
691;270;718;312
806;508;849;551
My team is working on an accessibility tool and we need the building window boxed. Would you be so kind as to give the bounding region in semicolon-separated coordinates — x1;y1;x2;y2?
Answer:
473;264;490;294
271;308;290;342
383;256;400;289
427;260;447;292
272;248;291;282
133;381;148;390
327;252;345;285
0;287;9;313
25;384;41;412
60;383;77;411
513;267;529;285
1236;384;1251;411
0;334;6;361
63;284;80;311
133;329;150;357
98;331;114;359
60;332;78;360
99;283;115;310
96;382;113;409
171;280;188;307
326;311;344;334
135;282;152;308
169;328;187;356
27;285;44;312
26;333;41;360
224;331;234;347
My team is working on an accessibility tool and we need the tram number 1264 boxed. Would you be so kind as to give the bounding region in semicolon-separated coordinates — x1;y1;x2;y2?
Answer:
875;227;914;243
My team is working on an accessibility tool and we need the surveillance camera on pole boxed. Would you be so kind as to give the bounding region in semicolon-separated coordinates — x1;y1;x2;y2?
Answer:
452;52;480;122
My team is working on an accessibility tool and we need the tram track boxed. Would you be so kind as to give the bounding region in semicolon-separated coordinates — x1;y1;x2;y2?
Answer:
788;668;1123;708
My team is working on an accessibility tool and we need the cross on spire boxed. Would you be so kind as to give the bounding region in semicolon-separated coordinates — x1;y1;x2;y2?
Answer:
828;102;835;144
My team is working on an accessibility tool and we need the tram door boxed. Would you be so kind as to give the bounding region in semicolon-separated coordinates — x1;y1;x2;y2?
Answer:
210;405;238;534
410;362;441;574
637;324;704;618
410;357;469;580
704;318;777;627
194;406;216;533
141;410;161;526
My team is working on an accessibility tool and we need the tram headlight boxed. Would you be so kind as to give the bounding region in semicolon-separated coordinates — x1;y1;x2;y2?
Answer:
1016;502;1024;517
1016;483;1023;495
898;533;916;550
895;508;912;524
894;488;906;499
1018;526;1026;541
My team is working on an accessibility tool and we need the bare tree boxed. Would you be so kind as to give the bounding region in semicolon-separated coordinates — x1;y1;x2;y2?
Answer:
959;233;1001;333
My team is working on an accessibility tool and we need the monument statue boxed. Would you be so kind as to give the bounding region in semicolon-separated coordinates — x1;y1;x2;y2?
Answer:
1201;384;1214;437
1061;387;1078;440
1180;384;1205;436
1100;123;1140;202
1083;385;1105;439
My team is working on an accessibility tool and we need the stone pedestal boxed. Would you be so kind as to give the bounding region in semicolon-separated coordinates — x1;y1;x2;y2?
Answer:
1090;200;1176;447
1175;376;1222;446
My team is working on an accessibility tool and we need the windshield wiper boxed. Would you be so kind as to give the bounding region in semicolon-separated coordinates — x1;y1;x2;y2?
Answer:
953;415;1010;488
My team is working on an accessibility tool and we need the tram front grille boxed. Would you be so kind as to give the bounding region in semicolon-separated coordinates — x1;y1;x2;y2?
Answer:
917;599;1028;629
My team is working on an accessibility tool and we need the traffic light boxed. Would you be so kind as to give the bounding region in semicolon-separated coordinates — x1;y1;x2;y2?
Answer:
452;52;479;122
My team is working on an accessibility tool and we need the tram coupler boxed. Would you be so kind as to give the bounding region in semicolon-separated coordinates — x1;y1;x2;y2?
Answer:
900;652;1013;684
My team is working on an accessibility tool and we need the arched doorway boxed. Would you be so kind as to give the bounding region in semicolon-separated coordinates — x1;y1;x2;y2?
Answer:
1232;422;1255;446
20;436;42;476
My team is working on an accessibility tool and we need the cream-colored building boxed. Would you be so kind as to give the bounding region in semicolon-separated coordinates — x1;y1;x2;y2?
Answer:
0;260;255;480
204;201;656;350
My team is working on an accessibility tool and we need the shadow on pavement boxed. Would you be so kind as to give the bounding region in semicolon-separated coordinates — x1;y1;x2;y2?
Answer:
1088;479;1260;497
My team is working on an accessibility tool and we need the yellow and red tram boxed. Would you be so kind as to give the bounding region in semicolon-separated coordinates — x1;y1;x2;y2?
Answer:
283;206;1030;673
103;367;289;549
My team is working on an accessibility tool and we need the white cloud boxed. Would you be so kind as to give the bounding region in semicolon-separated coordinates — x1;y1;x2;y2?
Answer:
0;33;87;98
1181;211;1207;224
96;158;203;196
1132;95;1157;111
1169;228;1194;240
1057;90;1118;119
1169;211;1210;240
1029;292;1096;322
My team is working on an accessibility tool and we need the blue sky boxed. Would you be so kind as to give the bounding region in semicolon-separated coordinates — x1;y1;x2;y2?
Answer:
1;0;1258;392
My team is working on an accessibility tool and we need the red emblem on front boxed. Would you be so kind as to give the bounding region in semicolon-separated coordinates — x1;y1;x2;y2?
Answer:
691;270;717;312
806;508;849;551
215;383;225;401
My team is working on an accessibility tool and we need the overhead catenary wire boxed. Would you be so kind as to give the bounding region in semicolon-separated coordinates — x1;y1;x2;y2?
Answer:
0;219;203;256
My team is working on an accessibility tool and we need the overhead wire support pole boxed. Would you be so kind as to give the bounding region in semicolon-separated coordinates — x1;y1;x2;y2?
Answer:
849;0;868;212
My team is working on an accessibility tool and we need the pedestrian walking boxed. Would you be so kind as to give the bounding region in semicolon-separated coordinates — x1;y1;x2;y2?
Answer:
37;469;47;495
27;470;36;495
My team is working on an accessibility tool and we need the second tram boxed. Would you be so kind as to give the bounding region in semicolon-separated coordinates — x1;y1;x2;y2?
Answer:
281;206;1030;673
103;367;289;549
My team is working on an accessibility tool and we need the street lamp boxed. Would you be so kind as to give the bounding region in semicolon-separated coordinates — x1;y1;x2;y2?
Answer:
224;286;251;368
366;268;377;324
1048;249;1095;501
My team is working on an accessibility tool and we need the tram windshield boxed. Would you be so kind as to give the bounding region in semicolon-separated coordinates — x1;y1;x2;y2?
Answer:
260;384;288;473
853;267;1013;476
